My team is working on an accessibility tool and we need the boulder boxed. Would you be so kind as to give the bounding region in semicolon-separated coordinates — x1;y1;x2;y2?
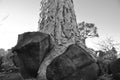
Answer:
46;44;99;80
12;32;54;79
0;72;24;80
109;58;120;80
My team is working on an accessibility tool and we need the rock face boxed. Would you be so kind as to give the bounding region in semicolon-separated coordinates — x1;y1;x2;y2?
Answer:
12;32;53;79
0;73;24;80
109;58;120;80
46;44;99;80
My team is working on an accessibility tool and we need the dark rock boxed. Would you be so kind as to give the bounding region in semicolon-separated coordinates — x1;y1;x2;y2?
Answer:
109;58;120;80
12;32;54;79
96;60;109;76
46;44;99;80
0;57;3;71
0;72;24;80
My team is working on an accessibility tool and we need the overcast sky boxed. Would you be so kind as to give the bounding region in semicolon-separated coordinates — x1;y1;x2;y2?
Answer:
0;0;120;50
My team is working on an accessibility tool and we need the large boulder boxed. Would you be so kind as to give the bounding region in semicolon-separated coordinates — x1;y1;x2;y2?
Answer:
46;44;99;80
0;72;24;80
109;58;120;80
12;32;54;79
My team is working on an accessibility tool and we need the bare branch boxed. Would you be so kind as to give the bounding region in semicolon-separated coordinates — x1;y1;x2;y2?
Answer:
96;37;120;52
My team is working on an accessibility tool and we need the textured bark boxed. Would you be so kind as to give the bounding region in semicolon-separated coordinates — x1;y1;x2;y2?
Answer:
37;0;97;80
38;0;79;45
37;45;68;80
37;0;79;80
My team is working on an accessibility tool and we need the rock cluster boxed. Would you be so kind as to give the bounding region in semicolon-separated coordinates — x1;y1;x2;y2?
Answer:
12;32;53;79
11;0;100;80
11;32;99;80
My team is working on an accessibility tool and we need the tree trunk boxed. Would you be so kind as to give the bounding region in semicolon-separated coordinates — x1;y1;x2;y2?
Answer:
37;0;79;80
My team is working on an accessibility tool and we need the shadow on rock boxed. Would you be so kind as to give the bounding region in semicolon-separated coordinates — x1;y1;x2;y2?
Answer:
12;32;54;79
46;44;99;80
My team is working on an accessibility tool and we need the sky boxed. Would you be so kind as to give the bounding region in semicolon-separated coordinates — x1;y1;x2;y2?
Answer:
0;0;120;51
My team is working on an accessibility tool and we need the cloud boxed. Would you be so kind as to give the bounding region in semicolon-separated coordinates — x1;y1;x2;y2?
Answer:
1;14;9;22
0;14;9;25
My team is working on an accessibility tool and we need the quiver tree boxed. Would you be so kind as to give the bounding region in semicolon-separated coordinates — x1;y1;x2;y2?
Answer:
96;38;118;74
38;0;80;80
77;21;99;46
97;38;119;63
97;37;119;52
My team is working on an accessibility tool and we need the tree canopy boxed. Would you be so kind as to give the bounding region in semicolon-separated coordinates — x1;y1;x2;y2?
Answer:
77;21;99;45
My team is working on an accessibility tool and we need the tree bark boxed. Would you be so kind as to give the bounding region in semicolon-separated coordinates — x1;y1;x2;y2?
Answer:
37;0;79;80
